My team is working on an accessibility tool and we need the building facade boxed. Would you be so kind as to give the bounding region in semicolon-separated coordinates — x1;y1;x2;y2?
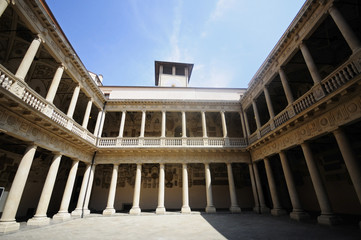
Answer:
0;0;360;233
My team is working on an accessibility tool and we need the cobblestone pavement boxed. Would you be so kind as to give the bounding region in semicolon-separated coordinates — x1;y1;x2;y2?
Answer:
0;212;360;240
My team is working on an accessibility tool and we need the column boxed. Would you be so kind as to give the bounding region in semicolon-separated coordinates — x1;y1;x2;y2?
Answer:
279;68;294;105
82;99;93;129
279;151;309;220
97;111;106;137
53;160;79;220
201;111;207;138
71;164;91;216
67;84;80;118
83;164;96;216
252;100;261;129
156;163;166;214
140;110;146;137
130;163;142;214
243;111;251;137
161;110;166;138
253;163;270;213
46;65;64;103
15;36;42;81
0;144;37;233
0;0;9;18
118;111;126;137
227;163;241;213
329;6;361;53
264;87;275;119
181;163;191;213
239;112;247;138
93;110;103;135
204;163;216;213
103;164;119;215
301;142;340;225
333;129;361;203
264;158;286;216
220;111;228;138
300;42;322;84
249;163;260;212
182;111;187;138
28;154;62;226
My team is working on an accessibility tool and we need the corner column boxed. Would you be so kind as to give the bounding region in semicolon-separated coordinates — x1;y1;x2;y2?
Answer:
253;163;270;213
67;85;80;118
279;151;309;221
0;144;37;233
82;99;93;129
103;164;119;215
53;160;79;220
181;163;191;213
301;142;340;225
28;154;62;226
46;64;65;103
227;163;241;213
264;158;286;216
130;163;142;215
156;163;166;214
205;163;216;213
252;100;261;130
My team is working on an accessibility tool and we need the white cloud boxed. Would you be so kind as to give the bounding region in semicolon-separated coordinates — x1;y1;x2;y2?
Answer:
210;0;236;21
168;0;183;61
190;62;234;88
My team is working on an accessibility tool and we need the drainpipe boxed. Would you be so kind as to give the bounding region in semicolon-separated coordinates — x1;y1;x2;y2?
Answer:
81;101;107;218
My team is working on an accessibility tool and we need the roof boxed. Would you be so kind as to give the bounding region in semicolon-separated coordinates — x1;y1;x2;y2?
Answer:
155;61;194;86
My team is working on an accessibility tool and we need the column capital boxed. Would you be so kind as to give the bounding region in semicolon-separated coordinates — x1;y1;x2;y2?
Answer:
36;34;45;44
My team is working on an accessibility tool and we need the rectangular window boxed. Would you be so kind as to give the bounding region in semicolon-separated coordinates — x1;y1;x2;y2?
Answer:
163;66;172;75
176;67;185;76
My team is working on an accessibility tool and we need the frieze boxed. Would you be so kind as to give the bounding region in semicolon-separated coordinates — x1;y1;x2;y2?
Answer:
0;107;93;162
251;95;361;161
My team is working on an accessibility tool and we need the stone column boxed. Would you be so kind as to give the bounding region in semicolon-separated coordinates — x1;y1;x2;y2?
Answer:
301;142;340;225
83;164;96;215
93;110;103;135
97;111;106;137
220;111;228;138
15;36;42;81
182;111;187;138
264;87;275;119
300;42;321;84
239;112;247;138
253;163;270;213
205;163;216;213
140;110;146;137
279;68;294;105
249;163;260;212
329;6;361;53
130;163;142;214
82;99;93;129
71;164;91;216
103;164;119;215
227;163;241;213
161;111;166;138
333;129;361;203
53;160;79;220
279;151;309;220
28;154;62;226
181;163;191;213
46;65;64;103
0;0;9;18
118;111;126;137
264;158;286;216
201;111;208;138
156;163;166;214
252;100;261;129
0;144;37;233
243;111;251;136
67;85;80;118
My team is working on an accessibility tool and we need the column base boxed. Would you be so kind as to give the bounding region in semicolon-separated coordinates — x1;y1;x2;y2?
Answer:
71;208;90;217
230;206;241;213
290;210;310;221
181;206;191;214
129;206;141;215
271;208;287;216
156;207;166;214
53;212;71;221
260;205;270;213
205;206;216;213
253;206;261;213
27;216;50;226
0;221;20;233
317;214;342;225
102;208;116;216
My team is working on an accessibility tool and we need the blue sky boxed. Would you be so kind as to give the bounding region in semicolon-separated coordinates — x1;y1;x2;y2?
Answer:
46;0;305;88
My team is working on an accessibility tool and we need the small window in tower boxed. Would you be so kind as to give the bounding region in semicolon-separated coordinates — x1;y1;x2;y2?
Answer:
163;66;172;75
176;67;185;76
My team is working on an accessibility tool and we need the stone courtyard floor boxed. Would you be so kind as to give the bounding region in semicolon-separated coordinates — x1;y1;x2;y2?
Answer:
0;212;360;239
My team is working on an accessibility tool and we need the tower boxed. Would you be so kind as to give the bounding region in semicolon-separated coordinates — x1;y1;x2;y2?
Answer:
155;61;193;87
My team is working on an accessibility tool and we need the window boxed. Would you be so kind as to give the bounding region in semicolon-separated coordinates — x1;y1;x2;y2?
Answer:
176;67;185;76
163;66;172;75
